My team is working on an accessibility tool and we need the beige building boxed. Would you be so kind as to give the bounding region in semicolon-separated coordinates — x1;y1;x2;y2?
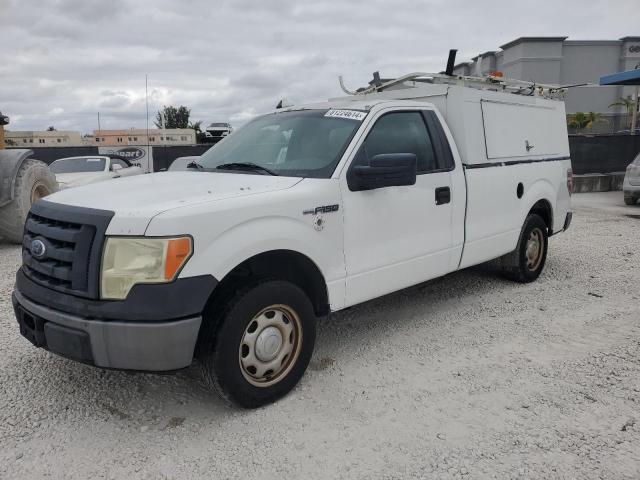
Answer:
93;128;196;146
5;130;83;147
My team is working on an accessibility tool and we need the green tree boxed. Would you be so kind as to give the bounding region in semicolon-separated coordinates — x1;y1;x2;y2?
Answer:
188;120;202;133
568;112;606;134
608;96;635;128
568;112;589;133
154;105;191;129
188;120;207;143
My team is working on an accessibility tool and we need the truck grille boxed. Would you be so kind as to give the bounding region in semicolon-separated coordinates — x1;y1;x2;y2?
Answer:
21;201;114;299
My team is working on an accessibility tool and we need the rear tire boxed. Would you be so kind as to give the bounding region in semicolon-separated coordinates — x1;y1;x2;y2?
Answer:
0;159;58;243
624;195;637;206
200;279;316;408
500;214;548;283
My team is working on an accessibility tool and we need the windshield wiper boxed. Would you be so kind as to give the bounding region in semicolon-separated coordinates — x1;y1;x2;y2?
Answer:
215;162;278;176
186;160;204;170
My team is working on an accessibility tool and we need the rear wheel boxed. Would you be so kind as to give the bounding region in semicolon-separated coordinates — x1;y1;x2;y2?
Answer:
200;279;316;408
624;195;637;206
500;214;548;283
0;159;58;243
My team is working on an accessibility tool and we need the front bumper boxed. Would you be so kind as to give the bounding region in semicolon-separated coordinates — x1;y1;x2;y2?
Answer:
13;269;218;371
13;289;201;371
623;176;640;197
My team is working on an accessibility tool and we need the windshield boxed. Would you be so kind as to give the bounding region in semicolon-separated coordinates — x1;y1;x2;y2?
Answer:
50;157;106;173
208;123;229;128
198;109;364;178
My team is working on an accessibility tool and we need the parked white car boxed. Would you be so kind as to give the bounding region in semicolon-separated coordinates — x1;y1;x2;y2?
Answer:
204;122;232;141
13;72;572;408
50;156;143;189
623;152;640;205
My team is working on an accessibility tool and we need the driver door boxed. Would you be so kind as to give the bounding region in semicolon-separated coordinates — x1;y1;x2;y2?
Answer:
340;109;456;306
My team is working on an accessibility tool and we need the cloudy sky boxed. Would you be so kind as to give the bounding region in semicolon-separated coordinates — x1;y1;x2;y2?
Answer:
1;0;637;133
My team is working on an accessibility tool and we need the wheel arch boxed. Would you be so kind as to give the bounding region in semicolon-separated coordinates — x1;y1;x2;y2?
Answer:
207;249;329;317
528;198;553;234
195;249;329;358
521;179;555;234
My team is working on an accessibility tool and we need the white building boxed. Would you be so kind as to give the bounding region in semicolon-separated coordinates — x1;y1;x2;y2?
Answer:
92;128;196;146
5;130;83;146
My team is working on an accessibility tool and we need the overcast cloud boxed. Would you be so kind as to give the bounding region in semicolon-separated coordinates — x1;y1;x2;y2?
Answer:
1;0;638;133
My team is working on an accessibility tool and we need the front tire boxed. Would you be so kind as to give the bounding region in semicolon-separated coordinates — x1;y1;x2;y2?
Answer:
624;195;637;206
500;214;548;283
200;279;316;408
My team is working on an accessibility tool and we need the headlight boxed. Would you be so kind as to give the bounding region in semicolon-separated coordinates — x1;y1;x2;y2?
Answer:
100;236;192;300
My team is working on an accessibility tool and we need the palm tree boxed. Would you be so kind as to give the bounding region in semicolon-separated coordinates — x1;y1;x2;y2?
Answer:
568;112;606;134
608;96;635;129
188;121;205;144
188;120;202;133
568;112;589;134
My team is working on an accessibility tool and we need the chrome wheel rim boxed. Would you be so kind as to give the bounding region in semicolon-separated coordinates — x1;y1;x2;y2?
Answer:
239;304;302;387
525;228;544;271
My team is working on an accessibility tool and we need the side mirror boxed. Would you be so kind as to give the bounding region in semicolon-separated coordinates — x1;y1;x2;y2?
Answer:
111;163;123;172
348;153;417;191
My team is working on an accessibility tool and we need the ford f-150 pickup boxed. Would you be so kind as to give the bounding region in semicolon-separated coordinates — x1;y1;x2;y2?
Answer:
13;72;572;407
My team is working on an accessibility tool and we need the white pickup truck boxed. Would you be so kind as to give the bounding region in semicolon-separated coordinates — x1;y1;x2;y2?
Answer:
12;73;572;408
50;155;144;189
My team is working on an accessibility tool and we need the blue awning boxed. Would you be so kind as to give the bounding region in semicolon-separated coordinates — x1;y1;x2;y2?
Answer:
600;69;640;86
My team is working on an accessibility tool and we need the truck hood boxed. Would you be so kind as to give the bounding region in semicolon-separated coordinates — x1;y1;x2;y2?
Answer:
45;172;303;235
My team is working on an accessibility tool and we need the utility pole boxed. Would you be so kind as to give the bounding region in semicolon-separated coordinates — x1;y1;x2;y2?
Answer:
161;111;166;146
145;74;150;148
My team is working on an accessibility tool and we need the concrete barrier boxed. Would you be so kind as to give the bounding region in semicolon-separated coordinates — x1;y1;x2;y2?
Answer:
573;172;626;193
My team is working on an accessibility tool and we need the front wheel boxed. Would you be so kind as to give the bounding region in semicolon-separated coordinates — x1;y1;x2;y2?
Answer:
624;195;637;206
500;213;549;283
200;279;316;408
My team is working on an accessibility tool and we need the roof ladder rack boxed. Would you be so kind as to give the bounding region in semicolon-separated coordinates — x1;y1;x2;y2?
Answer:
338;71;568;100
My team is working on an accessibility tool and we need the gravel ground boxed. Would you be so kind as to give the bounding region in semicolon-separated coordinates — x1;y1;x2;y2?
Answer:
1;191;639;479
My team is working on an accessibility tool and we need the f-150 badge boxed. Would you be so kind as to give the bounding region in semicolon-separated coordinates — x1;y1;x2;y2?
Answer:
303;204;339;215
303;204;339;231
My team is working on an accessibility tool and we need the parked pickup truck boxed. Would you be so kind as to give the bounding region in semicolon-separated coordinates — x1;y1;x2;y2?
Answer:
12;73;572;408
50;155;143;189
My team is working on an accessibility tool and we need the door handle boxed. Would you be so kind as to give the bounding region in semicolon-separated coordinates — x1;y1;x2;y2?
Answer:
435;186;451;205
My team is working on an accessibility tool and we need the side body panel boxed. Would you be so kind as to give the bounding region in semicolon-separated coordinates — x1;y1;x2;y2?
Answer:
460;160;571;268
146;179;348;310
336;104;466;307
441;87;571;268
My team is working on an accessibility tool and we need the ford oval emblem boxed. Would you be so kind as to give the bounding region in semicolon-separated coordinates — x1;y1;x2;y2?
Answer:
30;239;46;259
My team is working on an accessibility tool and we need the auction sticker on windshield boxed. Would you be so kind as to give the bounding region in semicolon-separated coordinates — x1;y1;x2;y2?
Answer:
324;109;367;121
